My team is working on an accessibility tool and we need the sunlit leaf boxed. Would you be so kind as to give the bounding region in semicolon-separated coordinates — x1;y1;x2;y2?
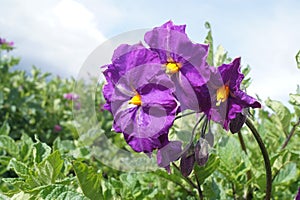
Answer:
204;21;214;66
214;45;227;66
265;98;291;134
0;121;10;136
36;150;64;184
73;161;103;200
8;158;31;179
273;162;297;186
194;154;220;184
33;141;51;164
296;50;300;69
0;135;18;156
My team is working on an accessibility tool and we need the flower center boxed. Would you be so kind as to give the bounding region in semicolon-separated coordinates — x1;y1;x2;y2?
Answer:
216;85;230;106
165;61;181;74
129;93;142;106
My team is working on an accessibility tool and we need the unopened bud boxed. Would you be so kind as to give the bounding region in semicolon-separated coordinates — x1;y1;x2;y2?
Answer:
180;145;195;177
195;139;209;166
229;112;247;134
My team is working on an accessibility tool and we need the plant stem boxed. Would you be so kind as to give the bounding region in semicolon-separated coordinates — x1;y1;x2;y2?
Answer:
237;131;253;199
245;118;272;200
172;163;197;189
232;182;236;200
175;111;196;120
281;117;300;150
194;172;204;200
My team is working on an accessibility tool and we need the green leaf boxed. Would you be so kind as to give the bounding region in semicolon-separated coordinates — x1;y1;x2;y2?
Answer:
18;134;34;161
289;93;300;106
273;162;297;186
73;161;103;200
0;121;10;136
214;45;227;66
265;98;291;134
35;150;64;185
36;185;88;200
217;136;242;168
0;193;10;200
8;158;31;179
0;156;11;175
0;135;18;156
77;128;103;147
10;191;32;200
33;141;51;163
203;178;221;200
296;50;300;69
194;154;220;184
153;168;184;188
204;21;214;66
2;177;27;189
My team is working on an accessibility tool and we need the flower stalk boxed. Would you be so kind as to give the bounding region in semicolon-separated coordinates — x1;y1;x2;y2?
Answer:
245;118;272;200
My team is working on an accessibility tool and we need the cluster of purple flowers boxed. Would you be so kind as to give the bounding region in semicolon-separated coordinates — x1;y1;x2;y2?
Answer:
0;37;14;47
63;93;79;101
63;93;81;110
102;21;261;171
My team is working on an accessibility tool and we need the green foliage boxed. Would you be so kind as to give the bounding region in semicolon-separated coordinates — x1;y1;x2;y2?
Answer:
73;161;103;200
296;50;300;69
0;33;299;199
204;22;214;66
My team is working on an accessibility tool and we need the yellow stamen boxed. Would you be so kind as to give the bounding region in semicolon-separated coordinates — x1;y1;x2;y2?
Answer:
129;93;142;106
216;85;230;106
165;60;181;74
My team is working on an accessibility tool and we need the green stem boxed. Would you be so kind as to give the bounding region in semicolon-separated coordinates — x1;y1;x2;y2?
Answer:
237;131;253;199
194;171;204;200
172;163;197;189
281;117;300;150
245;118;272;200
175;111;196;120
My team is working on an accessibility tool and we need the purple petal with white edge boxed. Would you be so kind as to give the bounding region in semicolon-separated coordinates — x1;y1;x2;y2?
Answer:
157;141;182;168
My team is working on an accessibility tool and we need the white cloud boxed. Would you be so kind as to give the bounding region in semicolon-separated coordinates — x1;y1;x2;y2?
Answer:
231;2;300;103
1;0;299;104
0;0;110;77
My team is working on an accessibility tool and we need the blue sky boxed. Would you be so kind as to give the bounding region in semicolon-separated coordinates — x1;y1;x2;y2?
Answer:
0;0;300;105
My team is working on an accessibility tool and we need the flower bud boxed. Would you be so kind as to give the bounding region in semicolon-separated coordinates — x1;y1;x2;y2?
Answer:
229;112;247;134
195;139;209;166
180;145;195;177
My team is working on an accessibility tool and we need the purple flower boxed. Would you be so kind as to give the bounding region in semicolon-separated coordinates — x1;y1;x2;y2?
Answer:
157;141;182;173
0;37;6;45
0;37;14;47
207;58;261;130
54;125;62;132
74;102;81;110
102;46;178;153
144;21;211;112
63;93;79;101
102;43;161;112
